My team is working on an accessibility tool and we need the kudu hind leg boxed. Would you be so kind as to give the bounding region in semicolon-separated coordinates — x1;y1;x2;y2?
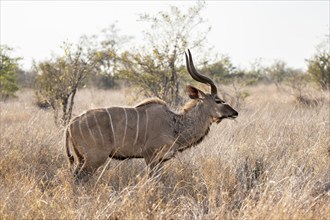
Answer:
73;159;84;180
75;154;108;182
70;143;85;179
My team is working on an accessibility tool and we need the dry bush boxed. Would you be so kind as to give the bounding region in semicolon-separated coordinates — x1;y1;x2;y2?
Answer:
0;85;329;219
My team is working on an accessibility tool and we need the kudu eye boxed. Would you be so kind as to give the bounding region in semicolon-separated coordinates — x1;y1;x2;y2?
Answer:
215;99;224;104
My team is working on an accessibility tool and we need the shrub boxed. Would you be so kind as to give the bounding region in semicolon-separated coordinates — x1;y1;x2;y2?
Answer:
307;41;330;90
0;45;20;100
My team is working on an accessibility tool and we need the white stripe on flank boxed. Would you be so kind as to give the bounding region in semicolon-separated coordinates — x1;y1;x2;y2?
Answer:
78;117;88;145
122;108;128;148
144;109;149;143
105;108;116;147
93;111;105;147
133;108;139;145
85;113;97;145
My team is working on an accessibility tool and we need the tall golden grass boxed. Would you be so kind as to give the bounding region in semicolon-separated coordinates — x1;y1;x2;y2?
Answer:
0;85;329;219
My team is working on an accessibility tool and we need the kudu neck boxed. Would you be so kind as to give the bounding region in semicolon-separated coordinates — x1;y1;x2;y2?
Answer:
184;101;212;125
174;101;212;148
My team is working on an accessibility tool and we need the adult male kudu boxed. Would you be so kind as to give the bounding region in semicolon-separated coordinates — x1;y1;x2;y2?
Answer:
65;49;238;181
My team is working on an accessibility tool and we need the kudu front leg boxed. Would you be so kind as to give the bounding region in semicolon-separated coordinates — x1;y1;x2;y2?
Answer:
144;156;174;179
148;161;165;179
144;154;167;179
143;143;177;178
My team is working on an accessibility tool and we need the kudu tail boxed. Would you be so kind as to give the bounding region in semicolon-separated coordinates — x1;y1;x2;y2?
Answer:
65;127;74;169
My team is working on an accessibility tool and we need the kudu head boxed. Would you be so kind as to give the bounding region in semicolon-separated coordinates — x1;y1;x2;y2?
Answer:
185;49;238;123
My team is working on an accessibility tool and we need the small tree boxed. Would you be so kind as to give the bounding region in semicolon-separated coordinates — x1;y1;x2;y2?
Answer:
265;60;292;89
36;42;95;126
82;23;130;89
307;41;330;90
0;45;20;100
119;2;211;106
119;50;177;103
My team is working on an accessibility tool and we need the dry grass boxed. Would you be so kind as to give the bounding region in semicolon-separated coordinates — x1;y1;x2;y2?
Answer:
1;85;329;219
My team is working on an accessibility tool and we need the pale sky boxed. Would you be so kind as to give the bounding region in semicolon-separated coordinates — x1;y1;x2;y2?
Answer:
1;1;329;71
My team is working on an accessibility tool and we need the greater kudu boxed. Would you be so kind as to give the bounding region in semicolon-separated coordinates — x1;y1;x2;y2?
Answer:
65;49;238;181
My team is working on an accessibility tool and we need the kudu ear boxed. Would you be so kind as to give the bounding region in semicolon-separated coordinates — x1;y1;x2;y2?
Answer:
187;85;206;100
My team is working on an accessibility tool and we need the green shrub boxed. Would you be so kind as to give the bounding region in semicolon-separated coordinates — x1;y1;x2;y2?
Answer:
0;45;20;100
307;49;330;90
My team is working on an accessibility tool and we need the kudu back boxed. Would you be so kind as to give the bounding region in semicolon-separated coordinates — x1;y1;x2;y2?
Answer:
65;49;238;181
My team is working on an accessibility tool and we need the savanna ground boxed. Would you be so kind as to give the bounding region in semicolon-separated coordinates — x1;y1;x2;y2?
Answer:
0;84;329;219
